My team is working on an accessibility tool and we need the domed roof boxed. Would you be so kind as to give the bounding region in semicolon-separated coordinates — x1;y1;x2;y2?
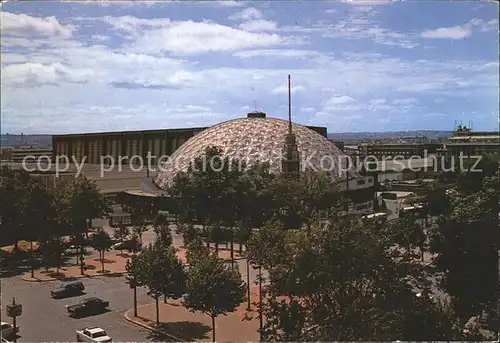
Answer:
154;116;360;190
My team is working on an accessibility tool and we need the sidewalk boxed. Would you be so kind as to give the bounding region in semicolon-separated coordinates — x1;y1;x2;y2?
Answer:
124;287;261;342
21;252;129;282
21;248;244;282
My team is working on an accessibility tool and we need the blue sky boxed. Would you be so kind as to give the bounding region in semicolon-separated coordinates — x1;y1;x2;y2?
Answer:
1;0;498;134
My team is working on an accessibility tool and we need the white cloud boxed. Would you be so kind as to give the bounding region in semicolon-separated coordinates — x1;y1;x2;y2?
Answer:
421;26;472;40
421;18;498;40
212;0;246;7
1;12;74;38
239;19;277;32
1;62;93;86
229;7;263;21
308;7;419;49
234;49;323;59
2;8;497;133
326;95;356;105
127;20;284;54
325;8;338;14
97;16;288;54
370;98;386;105
471;18;499;32
272;84;306;94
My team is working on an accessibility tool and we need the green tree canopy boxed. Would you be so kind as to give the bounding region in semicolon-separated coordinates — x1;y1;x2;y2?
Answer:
429;173;499;322
183;250;246;341
255;215;463;341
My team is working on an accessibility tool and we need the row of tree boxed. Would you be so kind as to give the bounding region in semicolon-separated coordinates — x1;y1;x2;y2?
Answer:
0;167;111;274
126;228;245;342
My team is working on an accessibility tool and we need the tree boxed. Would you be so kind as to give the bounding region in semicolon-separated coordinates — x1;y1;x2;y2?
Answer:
126;247;150;317
185;236;211;266
68;176;111;238
153;214;172;246
168;146;253;265
208;222;229;254
234;226;252;255
65;176;110;273
184;251;246;342
254;215;464;341
90;228;113;272
39;235;65;274
134;241;186;324
178;221;198;247
127;233;142;256
429;174;499;324
132;224;149;246
246;221;287;338
113;225;130;256
381;216;426;264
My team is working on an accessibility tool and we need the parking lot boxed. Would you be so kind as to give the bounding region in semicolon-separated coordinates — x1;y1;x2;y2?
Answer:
0;275;171;342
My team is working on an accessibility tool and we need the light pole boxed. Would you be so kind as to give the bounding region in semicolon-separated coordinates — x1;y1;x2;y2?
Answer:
246;257;251;311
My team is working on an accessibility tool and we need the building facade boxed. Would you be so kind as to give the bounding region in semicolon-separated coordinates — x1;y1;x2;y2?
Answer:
437;125;500;159
52;125;328;166
6;147;53;163
357;142;441;160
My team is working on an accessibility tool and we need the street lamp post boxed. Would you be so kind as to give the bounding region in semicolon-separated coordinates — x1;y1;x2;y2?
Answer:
246;257;251;311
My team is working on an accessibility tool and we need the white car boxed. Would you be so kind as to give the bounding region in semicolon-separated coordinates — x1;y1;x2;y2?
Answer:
76;327;112;342
0;322;18;339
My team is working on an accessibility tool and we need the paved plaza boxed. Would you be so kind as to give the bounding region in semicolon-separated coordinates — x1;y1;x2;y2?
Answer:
126;287;262;342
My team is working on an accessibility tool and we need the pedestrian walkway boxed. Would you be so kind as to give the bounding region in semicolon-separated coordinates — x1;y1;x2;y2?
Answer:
21;247;244;282
21;253;128;282
124;287;261;342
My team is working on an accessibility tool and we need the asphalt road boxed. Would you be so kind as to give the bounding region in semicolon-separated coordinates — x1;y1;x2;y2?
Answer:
0;275;170;342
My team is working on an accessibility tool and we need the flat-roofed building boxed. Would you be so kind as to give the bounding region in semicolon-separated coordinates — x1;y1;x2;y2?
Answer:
52;125;328;166
11;147;52;163
358;142;441;160
437;125;500;159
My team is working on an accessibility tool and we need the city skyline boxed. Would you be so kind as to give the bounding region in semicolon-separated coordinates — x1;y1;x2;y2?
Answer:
1;0;499;134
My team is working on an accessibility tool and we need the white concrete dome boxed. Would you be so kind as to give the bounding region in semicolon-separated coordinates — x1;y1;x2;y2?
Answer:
154;115;360;190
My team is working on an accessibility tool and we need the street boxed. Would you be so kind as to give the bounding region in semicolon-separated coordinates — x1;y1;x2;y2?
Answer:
0;275;167;342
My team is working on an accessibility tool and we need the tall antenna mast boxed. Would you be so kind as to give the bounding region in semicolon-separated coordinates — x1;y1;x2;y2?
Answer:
288;74;292;134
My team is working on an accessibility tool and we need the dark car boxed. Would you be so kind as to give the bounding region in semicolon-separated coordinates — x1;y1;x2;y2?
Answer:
66;297;110;317
111;240;140;252
51;281;85;299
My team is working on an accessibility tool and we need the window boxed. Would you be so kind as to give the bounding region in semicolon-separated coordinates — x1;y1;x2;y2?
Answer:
357;179;366;186
368;178;373;184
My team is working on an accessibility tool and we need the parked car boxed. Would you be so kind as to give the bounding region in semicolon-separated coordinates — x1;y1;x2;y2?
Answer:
51;281;85;298
111;240;138;251
0;322;18;339
76;327;112;342
66;297;110;317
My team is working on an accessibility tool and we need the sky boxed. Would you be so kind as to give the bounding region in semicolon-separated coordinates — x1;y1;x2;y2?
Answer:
1;0;499;134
